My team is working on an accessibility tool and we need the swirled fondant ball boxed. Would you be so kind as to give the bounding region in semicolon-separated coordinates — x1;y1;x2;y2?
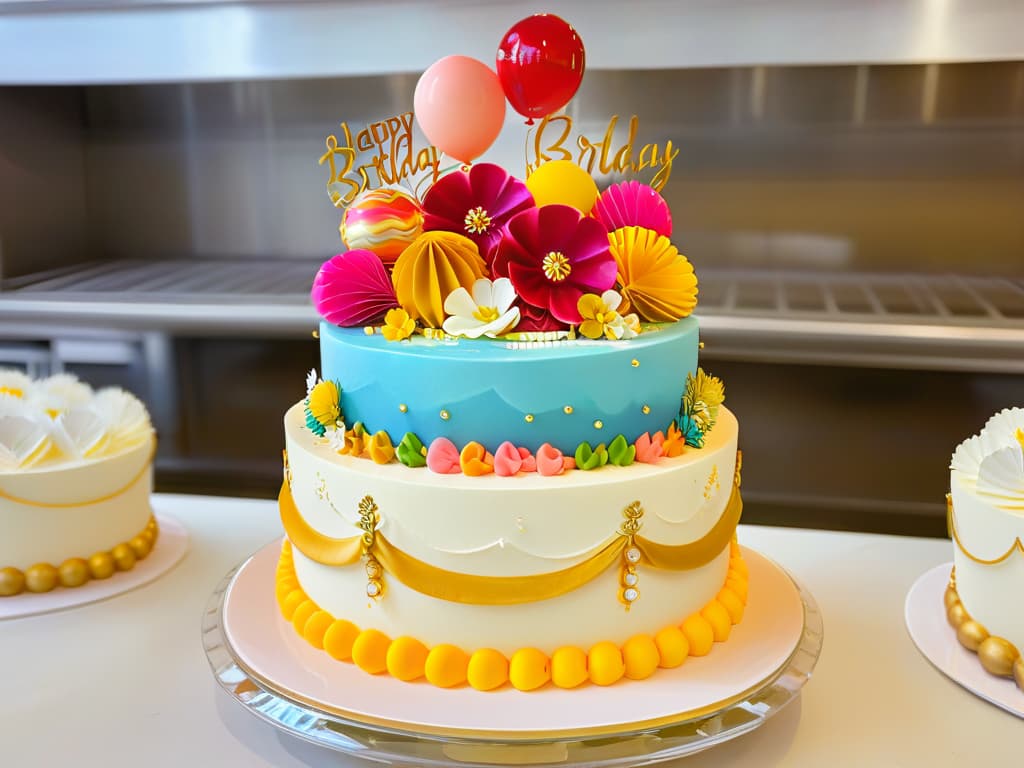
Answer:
340;188;424;265
391;231;487;328
525;160;599;214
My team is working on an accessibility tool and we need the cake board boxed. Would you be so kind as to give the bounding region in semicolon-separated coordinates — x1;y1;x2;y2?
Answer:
203;540;822;765
0;514;188;621
905;563;1024;719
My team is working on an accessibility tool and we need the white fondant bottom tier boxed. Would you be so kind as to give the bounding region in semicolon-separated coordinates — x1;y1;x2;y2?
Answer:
0;438;154;570
284;404;741;654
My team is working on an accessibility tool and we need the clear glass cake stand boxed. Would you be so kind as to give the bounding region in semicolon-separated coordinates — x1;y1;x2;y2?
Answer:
202;563;822;767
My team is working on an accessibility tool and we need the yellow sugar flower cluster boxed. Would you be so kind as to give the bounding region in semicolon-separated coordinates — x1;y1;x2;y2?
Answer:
576;290;640;341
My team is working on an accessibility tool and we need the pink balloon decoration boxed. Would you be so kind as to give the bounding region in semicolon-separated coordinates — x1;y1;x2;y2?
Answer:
591;181;672;238
414;55;507;164
311;250;400;327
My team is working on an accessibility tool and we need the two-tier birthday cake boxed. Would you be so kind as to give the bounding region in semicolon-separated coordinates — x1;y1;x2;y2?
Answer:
273;14;750;693
945;408;1024;691
0;371;157;597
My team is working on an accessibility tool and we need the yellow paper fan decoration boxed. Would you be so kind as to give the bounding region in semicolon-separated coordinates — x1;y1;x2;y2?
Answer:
607;227;698;322
392;231;488;329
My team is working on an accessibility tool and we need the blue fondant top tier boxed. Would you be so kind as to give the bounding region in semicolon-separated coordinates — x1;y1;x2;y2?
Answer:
319;319;699;454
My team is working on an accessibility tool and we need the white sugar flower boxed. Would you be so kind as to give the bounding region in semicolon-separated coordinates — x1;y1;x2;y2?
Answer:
442;278;520;339
306;369;319;395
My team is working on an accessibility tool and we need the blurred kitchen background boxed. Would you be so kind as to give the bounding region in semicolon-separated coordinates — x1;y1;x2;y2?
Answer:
1;0;1022;534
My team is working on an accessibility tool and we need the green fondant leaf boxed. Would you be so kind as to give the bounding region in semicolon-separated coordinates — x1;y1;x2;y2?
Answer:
608;434;636;466
574;441;593;469
574;442;609;470
397;432;427;468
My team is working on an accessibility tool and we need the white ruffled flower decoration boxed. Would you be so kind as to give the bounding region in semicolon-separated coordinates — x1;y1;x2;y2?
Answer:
951;407;1024;501
0;396;55;469
306;369;319;395
0;369;32;398
442;278;520;339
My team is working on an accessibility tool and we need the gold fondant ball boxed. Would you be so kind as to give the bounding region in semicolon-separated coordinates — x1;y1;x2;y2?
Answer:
111;543;137;572
88;552;116;580
0;567;26;597
25;563;59;593
956;620;989;652
1014;656;1024;691
946;601;968;628
943;585;960;611
58;558;90;588
978;637;1019;677
129;535;153;559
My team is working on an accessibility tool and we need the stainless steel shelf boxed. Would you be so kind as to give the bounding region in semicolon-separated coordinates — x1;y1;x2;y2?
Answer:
2;0;1024;84
2;259;1023;371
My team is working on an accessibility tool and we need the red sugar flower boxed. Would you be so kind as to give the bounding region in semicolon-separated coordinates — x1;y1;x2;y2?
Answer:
492;205;617;325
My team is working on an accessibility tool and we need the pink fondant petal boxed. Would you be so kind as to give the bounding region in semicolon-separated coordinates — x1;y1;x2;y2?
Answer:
494;441;524;476
536;443;565;476
426;437;462;474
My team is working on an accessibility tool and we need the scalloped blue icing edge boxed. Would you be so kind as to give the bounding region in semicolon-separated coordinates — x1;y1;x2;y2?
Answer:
320;318;699;454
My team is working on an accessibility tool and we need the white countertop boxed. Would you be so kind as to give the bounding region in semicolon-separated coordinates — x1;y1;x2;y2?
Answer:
0;494;1019;766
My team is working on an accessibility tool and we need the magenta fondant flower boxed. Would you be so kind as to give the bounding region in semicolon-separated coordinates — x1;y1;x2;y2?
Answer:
422;163;535;266
492;205;618;325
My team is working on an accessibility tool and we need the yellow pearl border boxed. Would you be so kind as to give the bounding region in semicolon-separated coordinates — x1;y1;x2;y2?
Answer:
275;537;750;692
0;516;159;597
944;567;1024;691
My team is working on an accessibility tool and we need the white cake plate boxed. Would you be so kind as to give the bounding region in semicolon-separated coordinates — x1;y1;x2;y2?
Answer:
0;514;188;621
203;540;822;766
905;562;1024;719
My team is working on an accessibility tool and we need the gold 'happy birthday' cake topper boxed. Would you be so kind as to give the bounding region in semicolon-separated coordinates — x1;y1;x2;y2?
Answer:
319;112;442;208
319;111;678;209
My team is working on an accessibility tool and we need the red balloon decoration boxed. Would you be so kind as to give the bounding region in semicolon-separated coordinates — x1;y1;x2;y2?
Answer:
496;14;585;124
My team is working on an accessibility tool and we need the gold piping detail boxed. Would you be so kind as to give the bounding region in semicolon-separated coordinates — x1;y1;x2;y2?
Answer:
947;494;1024;566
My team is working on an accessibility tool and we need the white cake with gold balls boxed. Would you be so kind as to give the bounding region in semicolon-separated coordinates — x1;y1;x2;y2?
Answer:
946;407;1024;691
0;370;157;597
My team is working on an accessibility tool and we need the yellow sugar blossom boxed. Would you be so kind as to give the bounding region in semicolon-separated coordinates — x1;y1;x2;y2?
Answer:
683;368;725;431
576;290;639;341
307;380;340;429
382;308;416;342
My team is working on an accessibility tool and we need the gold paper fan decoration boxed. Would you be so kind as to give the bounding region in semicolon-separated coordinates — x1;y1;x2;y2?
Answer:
608;226;698;322
392;231;488;328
